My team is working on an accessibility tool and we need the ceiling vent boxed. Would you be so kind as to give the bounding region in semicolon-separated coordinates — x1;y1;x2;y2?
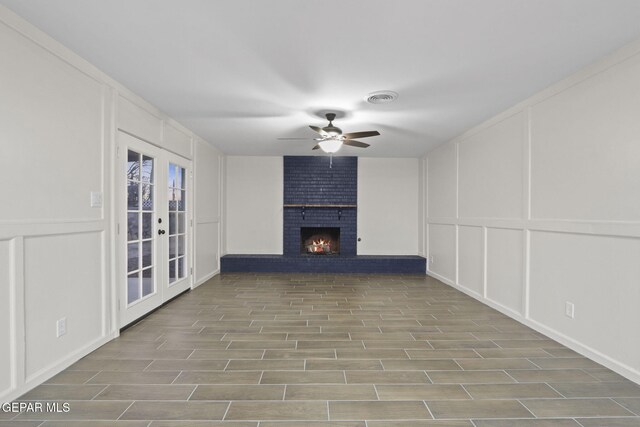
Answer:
365;90;398;104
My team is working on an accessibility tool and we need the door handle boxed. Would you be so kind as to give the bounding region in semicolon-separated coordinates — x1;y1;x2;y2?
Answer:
158;229;166;235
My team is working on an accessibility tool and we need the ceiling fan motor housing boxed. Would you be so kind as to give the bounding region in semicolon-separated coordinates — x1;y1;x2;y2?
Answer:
323;113;342;136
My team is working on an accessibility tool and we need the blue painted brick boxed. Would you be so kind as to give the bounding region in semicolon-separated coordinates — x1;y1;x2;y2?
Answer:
283;156;357;205
283;156;358;257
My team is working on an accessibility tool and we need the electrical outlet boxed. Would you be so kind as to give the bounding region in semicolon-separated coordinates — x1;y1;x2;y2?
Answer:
429;255;434;265
56;317;67;337
565;302;575;319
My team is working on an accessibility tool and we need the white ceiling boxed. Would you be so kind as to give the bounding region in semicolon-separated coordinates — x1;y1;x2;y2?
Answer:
3;0;640;157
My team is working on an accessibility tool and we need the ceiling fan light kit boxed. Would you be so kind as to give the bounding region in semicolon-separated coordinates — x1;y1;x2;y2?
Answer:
279;112;380;153
318;139;343;153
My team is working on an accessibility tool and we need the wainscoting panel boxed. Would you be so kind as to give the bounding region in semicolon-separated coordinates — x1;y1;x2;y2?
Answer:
427;223;456;282
457;225;484;296
195;221;220;283
23;231;105;380
529;231;640;373
0;239;13;397
486;227;524;315
425;39;640;384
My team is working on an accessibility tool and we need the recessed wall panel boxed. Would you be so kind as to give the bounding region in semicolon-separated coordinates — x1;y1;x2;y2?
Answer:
195;140;221;222
359;158;419;255
531;54;640;221
428;224;456;282
0;240;13;396
164;123;192;159
459;113;524;219
194;139;222;282
0;23;103;222
196;222;219;283
225;156;283;254
24;232;103;378
458;226;483;295
486;228;523;314
427;143;457;219
117;96;163;144
530;231;640;371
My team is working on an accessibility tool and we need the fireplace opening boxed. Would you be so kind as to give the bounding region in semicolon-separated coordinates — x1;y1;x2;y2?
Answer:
300;227;340;255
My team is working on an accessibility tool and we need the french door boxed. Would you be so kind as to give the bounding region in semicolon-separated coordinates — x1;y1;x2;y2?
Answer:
118;132;191;327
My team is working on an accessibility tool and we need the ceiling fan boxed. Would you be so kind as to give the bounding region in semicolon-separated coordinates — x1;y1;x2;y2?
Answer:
278;113;380;153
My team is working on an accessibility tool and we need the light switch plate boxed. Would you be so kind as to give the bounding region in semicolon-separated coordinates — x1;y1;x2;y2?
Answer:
565;302;575;319
90;191;103;208
56;317;67;337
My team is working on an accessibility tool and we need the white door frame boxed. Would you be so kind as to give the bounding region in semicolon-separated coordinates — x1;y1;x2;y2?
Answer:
117;131;192;328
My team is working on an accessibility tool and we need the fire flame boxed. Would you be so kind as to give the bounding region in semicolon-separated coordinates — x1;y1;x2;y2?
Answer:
310;239;330;253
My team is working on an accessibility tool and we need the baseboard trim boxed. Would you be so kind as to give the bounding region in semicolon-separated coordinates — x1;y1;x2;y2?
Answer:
3;332;117;402
193;269;220;288
427;270;640;385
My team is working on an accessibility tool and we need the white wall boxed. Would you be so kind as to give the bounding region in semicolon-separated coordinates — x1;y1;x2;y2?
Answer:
194;138;223;284
0;6;223;401
424;39;640;384
0;240;13;398
358;158;419;255
225;156;283;254
0;11;112;401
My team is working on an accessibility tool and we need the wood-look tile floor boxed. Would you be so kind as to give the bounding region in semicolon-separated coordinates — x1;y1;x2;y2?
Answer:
7;273;640;426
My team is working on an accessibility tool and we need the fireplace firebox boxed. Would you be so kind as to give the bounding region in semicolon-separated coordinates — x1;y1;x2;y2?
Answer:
300;227;340;255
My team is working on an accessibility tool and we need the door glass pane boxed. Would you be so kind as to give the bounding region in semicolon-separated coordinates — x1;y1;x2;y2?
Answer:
169;212;176;235
142;213;153;239
168;162;188;285
127;151;140;181
168;188;177;211
127;213;139;241
127;272;140;304
177;257;185;279
178;190;186;211
127;242;139;272
178;213;185;234
178;235;185;257
168;164;176;188
142;184;153;211
176;167;183;189
142;155;154;183
127;182;139;210
142;241;153;268
126;149;155;306
142;267;153;296
169;259;176;283
169;236;177;258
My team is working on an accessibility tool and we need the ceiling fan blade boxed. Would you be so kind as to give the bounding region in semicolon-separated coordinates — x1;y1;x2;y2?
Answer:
277;137;314;140
342;130;380;139
310;125;328;136
312;144;321;150
343;140;370;148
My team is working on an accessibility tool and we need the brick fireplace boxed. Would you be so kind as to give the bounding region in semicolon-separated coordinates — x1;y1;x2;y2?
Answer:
283;156;357;256
220;155;426;273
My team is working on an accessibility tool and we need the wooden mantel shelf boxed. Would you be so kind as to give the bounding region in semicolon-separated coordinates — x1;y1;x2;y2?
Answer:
283;204;357;208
